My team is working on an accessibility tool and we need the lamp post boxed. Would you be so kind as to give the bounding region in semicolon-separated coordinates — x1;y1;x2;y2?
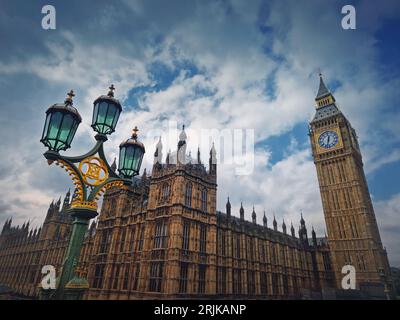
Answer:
40;86;145;299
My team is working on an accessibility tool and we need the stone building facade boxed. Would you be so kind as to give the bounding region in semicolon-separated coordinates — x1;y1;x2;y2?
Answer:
0;77;391;299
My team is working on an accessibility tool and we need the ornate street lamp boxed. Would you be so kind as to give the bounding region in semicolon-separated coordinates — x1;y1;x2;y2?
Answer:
119;126;145;179
40;90;81;152
91;84;122;135
40;86;145;299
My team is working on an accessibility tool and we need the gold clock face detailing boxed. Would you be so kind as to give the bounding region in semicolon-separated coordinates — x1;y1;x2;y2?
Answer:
315;127;343;154
78;156;109;186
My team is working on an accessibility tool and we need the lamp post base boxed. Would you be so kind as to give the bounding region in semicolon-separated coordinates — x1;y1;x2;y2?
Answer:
52;207;97;300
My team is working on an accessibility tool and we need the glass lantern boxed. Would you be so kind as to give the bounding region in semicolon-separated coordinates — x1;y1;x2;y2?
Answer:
40;90;82;152
91;85;122;135
118;127;145;178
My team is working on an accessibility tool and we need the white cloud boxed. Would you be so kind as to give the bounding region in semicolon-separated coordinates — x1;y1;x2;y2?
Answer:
375;193;400;266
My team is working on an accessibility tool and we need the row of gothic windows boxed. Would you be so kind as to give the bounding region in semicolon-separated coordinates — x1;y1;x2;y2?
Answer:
178;263;206;294
158;181;208;212
184;182;208;211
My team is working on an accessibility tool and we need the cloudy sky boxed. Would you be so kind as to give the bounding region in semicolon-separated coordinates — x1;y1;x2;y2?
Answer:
0;0;399;265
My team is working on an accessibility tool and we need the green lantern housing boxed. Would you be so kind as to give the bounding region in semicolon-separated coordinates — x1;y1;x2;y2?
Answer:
40;90;82;152
118;127;145;178
91;85;122;135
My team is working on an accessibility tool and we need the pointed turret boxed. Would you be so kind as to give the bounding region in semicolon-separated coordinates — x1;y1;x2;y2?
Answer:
282;219;287;234
209;143;217;175
315;73;336;109
226;196;231;218
263;211;267;227
154;136;163;164
62;189;71;211
252;206;256;224
273;214;277;231
55;196;61;212
177;125;187;164
299;212;308;244
197;147;201;164
316;73;330;99
291;222;295;237
312;226;317;247
239;202;244;221
166;149;171;165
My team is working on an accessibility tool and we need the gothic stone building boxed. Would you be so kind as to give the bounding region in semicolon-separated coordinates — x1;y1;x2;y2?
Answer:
0;77;391;299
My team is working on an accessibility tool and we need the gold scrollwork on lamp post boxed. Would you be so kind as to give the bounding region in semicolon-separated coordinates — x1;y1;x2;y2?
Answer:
78;156;109;186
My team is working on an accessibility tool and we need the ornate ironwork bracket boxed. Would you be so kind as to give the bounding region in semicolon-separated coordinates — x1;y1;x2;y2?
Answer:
43;133;131;212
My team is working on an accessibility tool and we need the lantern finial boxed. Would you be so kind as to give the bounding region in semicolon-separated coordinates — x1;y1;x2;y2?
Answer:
108;84;115;97
65;90;75;105
132;126;139;139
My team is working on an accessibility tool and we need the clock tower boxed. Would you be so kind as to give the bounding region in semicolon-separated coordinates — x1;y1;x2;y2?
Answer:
309;75;391;291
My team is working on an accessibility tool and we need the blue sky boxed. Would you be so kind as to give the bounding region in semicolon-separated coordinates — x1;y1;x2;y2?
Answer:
0;0;400;265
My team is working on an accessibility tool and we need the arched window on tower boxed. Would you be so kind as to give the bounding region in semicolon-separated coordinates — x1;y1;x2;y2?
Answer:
185;182;192;207
159;183;170;204
201;188;207;211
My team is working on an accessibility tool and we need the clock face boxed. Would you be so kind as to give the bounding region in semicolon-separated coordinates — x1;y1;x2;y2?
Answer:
318;131;339;149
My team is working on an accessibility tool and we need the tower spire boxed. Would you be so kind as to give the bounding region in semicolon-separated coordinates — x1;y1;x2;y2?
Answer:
154;136;163;164
209;143;217;174
177;126;187;164
252;206;256;224
263;211;267;227
226;196;231;218
316;72;330;99
315;73;336;108
197;147;201;164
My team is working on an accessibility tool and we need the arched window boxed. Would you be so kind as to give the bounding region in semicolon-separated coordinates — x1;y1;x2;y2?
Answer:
201;188;207;211
185;182;192;207
159;183;170;204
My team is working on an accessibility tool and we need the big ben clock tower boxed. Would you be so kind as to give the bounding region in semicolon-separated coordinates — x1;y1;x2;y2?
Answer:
309;74;392;292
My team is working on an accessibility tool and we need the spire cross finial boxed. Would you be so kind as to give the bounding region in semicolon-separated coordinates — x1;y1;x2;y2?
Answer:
65;90;75;105
108;84;115;97
182;124;185;130
132;126;139;139
318;68;322;77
